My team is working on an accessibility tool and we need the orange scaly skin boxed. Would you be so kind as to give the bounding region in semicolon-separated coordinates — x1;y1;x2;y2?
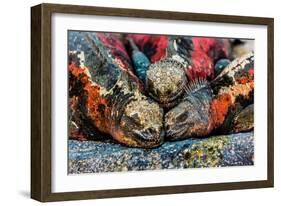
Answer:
69;63;112;133
210;93;233;128
69;61;164;148
209;53;254;129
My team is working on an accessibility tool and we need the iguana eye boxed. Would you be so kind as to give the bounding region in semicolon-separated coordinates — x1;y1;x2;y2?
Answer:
176;113;188;122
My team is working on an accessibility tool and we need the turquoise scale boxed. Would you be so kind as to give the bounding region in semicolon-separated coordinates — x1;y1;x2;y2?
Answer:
128;38;150;83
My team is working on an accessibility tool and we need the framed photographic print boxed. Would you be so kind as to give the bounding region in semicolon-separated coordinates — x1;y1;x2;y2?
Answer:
31;3;274;202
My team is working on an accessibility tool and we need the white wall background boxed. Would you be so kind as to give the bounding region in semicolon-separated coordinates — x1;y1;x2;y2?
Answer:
0;0;279;205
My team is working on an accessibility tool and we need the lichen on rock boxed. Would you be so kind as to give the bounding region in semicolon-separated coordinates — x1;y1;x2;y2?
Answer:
182;136;229;168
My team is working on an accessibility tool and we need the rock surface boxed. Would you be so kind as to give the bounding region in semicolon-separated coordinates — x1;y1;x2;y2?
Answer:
68;131;254;174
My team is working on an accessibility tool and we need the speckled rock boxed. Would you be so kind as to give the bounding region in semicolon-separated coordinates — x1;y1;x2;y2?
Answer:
68;131;254;174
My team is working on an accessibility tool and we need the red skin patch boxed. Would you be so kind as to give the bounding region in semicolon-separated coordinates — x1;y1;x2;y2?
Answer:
210;93;233;128
248;68;254;76
96;33;145;91
193;38;230;60
187;38;230;80
127;34;168;63
192;38;217;53
96;33;132;69
186;49;214;80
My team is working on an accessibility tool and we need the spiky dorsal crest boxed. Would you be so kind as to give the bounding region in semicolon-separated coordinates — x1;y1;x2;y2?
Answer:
183;78;208;94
